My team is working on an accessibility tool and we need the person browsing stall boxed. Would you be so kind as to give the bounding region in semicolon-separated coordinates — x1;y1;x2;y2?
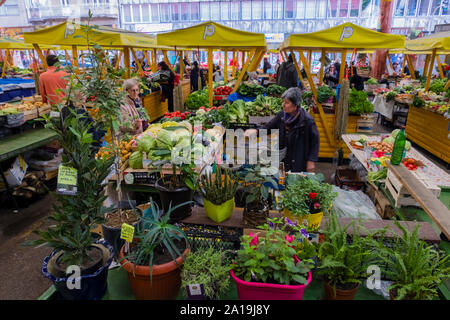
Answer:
245;87;320;173
39;55;69;105
157;61;175;113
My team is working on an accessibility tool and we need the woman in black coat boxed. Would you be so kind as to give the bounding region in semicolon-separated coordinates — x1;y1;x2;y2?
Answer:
245;87;320;173
190;61;204;92
157;61;175;113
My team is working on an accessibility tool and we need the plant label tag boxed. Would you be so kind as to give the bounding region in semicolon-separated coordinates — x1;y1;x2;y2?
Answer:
186;284;206;300
120;223;134;243
56;165;78;195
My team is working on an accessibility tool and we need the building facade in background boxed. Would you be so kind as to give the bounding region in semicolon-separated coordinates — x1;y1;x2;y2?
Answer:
0;0;449;36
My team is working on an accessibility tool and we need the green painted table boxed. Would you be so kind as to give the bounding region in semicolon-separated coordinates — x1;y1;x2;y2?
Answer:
0;127;58;162
38;267;386;300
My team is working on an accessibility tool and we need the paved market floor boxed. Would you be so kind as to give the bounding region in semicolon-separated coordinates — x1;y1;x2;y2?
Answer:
0;123;448;300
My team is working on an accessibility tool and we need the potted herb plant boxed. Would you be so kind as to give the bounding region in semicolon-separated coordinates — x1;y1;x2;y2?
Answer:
181;246;231;300
236;166;278;227
373;220;450;300
230;217;313;300
24;110;115;300
199;166;239;223
316;213;379;300
119;197;191;300
281;177;337;232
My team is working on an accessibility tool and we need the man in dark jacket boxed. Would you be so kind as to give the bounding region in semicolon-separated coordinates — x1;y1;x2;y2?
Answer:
276;54;298;89
246;87;319;173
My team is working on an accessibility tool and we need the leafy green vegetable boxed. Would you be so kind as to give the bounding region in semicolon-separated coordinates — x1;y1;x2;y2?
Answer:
317;85;335;103
237;83;266;97
185;90;210;110
247;95;282;116
385;91;397;102
349;88;373;114
365;77;378;85
228;100;248;123
367;168;387;183
129;151;143;169
413;95;425;108
137;135;156;153
429;78;446;94
266;84;287;96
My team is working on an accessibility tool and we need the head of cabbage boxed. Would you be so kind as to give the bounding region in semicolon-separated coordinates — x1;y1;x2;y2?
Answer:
137;135;157;153
129;151;143;169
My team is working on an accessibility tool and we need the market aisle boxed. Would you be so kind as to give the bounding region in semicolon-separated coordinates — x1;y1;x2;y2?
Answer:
0;193;55;300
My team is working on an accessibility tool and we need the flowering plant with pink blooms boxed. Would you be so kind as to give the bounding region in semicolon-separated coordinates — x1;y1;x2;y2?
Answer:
230;217;313;285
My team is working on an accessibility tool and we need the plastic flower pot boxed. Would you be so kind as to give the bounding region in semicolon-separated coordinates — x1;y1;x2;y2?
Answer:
203;197;235;223
283;208;324;232
119;243;190;300
230;269;312;300
155;176;194;222
41;239;114;300
324;280;360;300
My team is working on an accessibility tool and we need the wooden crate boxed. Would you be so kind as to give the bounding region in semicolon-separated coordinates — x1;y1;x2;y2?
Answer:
37;105;51;117
357;114;376;133
142;91;168;123
23;108;38;121
385;169;441;208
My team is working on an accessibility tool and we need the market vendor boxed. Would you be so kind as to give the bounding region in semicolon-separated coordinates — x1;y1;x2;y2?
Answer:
120;79;145;136
190;61;204;92
350;66;364;91
245;87;320;173
323;64;339;89
157;61;175;113
39;55;69;105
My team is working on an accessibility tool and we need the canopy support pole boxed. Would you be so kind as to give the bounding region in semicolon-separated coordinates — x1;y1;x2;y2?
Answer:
179;51;186;79
115;50;123;71
152;49;157;73
338;49;347;83
290;50;303;82
208;48;213;106
368;53;372;66
298;51;333;146
248;49;265;72
444;79;450;91
162;50;174;72
425;49;436;92
232;48;256;94
123;46;131;79
423;54;430;77
184;51;191;66
387;52;394;71
436;54;444;79
405;55;416;80
1;49;9;78
295;51;304;81
401;55;406;74
130;48;144;77
319;49;325;85
224;50;228;84
71;45;79;74
33;44;48;70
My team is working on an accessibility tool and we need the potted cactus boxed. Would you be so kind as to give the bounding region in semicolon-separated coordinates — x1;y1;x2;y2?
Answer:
199;166;239;223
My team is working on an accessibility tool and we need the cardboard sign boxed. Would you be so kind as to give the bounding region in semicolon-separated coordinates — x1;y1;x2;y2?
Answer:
120;223;135;243
56;165;77;195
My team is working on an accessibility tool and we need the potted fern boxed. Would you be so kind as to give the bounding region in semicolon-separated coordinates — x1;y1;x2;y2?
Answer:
119;197;191;300
181;246;231;300
317;213;380;300
199;166;239;223
373;220;450;300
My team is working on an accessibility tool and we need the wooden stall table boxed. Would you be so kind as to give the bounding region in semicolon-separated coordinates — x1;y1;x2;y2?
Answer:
141;90;168;123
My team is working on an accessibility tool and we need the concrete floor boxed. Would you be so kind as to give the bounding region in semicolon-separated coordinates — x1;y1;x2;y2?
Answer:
0;121;447;300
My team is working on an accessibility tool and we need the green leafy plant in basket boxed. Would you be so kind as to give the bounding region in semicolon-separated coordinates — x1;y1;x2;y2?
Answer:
370;219;450;300
181;246;231;300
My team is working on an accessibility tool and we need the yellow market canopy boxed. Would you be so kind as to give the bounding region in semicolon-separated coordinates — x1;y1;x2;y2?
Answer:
405;31;450;52
23;21;158;49
156;21;266;49
0;37;35;49
280;22;405;50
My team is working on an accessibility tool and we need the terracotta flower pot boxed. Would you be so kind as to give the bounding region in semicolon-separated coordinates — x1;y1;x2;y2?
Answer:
230;269;312;300
119;243;190;300
323;280;360;300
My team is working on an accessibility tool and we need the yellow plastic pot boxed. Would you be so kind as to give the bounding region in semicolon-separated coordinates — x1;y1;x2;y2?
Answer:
283;208;324;232
203;197;235;223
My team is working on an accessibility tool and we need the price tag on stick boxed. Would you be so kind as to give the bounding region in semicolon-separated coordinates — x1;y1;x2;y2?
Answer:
120;223;135;243
56;165;78;195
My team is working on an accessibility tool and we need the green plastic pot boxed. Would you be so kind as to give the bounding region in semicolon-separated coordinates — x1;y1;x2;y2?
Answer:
203;197;235;223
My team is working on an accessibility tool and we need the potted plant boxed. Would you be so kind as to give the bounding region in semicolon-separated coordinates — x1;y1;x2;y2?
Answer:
373;220;450;300
316;213;379;300
230;217;313;300
24;110;115;300
199;166;239;223
119;197;191;300
181;246;231;300
281;177;337;232
236;166;278;227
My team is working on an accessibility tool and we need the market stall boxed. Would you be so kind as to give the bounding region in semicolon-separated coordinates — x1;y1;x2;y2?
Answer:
279;22;405;158
400;33;450;163
23;21;173;122
157;21;267;107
